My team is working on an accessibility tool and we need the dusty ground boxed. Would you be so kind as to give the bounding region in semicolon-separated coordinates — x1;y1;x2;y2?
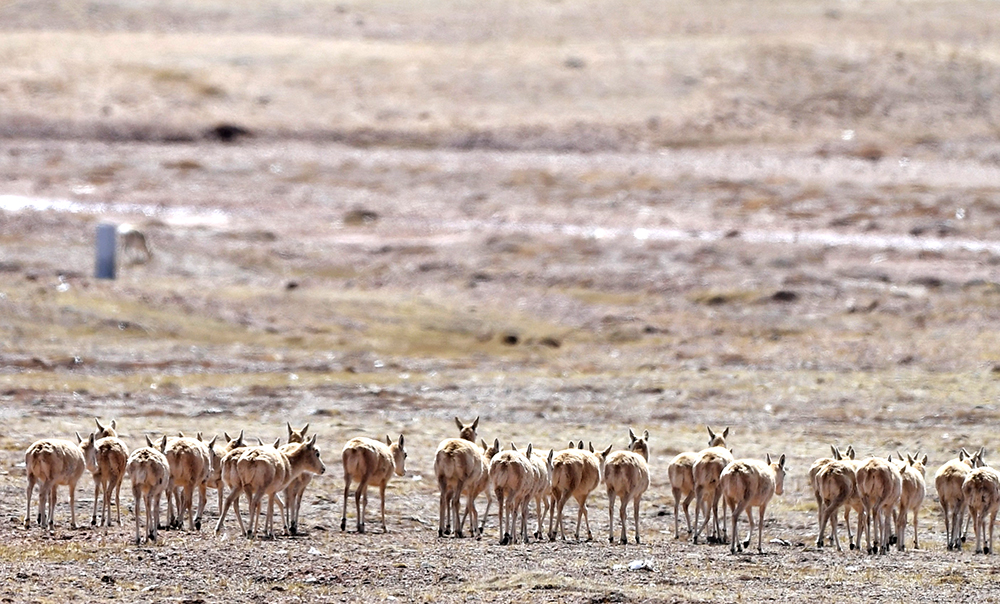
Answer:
3;0;1000;602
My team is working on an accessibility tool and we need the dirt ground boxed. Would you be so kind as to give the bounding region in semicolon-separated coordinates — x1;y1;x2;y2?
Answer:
3;1;1000;602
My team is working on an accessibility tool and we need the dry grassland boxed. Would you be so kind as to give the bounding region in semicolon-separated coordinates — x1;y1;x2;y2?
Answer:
3;0;1000;602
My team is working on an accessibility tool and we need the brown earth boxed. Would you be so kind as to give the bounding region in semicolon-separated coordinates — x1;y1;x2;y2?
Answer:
3;1;1000;602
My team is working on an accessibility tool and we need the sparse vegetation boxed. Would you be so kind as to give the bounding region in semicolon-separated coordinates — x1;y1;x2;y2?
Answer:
2;0;1000;600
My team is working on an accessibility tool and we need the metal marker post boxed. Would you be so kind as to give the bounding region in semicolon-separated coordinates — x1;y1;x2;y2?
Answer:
95;223;116;279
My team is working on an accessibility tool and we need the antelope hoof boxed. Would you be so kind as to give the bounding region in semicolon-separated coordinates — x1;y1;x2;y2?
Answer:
340;518;346;531
986;547;992;555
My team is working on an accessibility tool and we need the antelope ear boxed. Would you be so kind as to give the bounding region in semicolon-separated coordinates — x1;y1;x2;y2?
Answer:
386;435;392;446
526;443;533;457
454;417;463;430
95;418;105;431
88;433;95;445
145;435;154;447
921;454;928;465
779;454;786;468
235;430;245;447
224;432;232;442
111;419;117;430
601;444;613;458
492;438;500;451
76;432;82;444
273;438;281;448
472;416;479;430
569;441;576;449
547;449;554;465
722;427;730;438
707;426;715;438
643;430;650;441
287;422;294;436
629;428;637;442
301;424;309;436
197;432;204;442
208;435;218;448
766;453;772;465
482;438;489;450
589;442;595;453
398;434;404;448
510;442;518;452
309;434;318;447
159;435;168;452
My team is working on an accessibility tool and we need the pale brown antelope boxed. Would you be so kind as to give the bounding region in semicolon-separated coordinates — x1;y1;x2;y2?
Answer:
692;445;735;544
601;429;651;545
78;431;129;527
341;434;407;534
118;223;153;264
814;458;857;552
435;437;485;538
164;435;212;531
720;454;786;554
281;423;313;535
461;438;500;538
127;436;170;544
809;445;852;547
214;433;252;536
207;431;244;516
856;455;902;555
489;441;535;545
894;453;927;551
24;438;86;531
936;447;985;550
668;426;731;540
456;416;479;442
239;435;326;539
962;465;1000;554
94;418;118;439
526;447;554;541
548;441;603;542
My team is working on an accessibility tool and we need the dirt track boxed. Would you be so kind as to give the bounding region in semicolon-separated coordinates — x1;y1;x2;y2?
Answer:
4;0;1000;602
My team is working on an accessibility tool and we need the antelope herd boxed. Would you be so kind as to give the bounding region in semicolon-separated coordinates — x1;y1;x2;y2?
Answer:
19;418;1000;556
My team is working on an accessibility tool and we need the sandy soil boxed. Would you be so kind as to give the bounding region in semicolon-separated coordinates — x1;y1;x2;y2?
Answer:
3;1;1000;602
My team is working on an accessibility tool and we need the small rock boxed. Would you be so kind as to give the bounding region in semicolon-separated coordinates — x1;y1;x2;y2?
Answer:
627;559;655;571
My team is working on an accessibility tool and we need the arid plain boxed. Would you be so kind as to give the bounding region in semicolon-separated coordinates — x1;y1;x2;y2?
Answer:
3;0;1000;602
